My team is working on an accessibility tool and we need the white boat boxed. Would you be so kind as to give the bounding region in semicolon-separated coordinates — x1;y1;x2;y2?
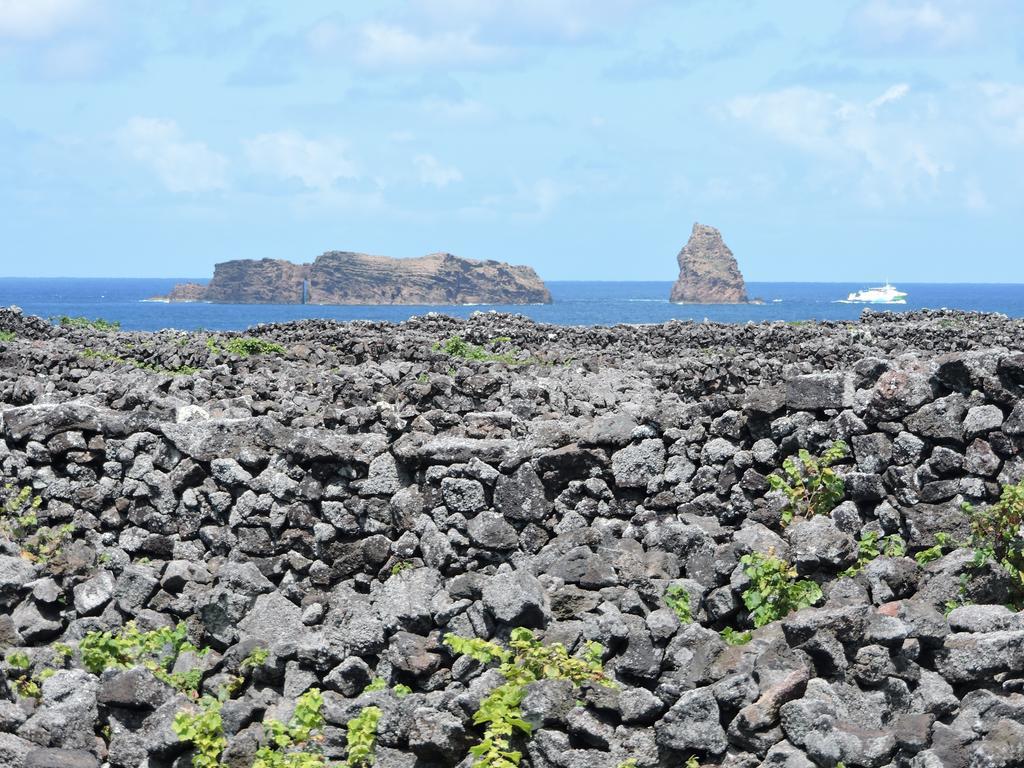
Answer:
845;282;907;304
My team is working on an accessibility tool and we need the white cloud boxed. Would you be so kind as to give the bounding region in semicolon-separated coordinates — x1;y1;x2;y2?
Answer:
726;84;949;204
0;0;89;39
414;154;462;187
846;0;977;52
119;117;228;193
352;23;503;71
244;131;357;191
870;82;911;108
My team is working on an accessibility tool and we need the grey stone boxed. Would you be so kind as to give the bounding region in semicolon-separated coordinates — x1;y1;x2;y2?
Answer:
904;394;966;442
440;477;486;514
98;667;174;709
0;733;36;768
17;670;98;751
482;569;547;626
852;433;893;474
522;678;575;728
72;570;115;616
934;631;1024;683
407;707;470;760
612;439;666;488
970;718;1024;768
618;686;663;724
0;556;37;610
493;463;551;522
24;749;100;768
786;516;857;572
787;373;854;410
467;512;519;550
375;567;442;633
237;591;302;645
654;686;727;755
963;404;1004;437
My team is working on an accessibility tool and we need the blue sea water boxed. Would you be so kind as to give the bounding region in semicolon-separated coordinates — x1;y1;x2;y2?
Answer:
0;278;1022;332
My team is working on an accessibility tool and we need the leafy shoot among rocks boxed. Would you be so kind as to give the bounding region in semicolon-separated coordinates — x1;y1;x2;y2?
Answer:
444;628;612;768
740;550;823;628
767;440;849;526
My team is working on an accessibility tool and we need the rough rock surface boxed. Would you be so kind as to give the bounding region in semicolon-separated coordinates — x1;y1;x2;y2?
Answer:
159;251;552;305
670;222;748;304
204;258;311;304
0;305;1023;768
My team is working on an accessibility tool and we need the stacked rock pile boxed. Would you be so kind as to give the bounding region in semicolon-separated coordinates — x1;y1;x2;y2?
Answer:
1;306;1023;768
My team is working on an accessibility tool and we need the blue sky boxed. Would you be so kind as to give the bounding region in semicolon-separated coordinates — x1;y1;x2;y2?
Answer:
1;1;1022;281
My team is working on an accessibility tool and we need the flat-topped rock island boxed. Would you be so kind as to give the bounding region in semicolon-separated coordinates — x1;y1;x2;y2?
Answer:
155;251;553;306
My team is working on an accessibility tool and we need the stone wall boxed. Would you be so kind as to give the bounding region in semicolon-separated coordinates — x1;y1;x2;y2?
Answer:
1;307;1024;767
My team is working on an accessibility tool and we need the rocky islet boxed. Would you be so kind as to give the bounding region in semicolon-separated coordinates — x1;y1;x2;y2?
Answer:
0;305;1024;767
670;224;749;304
156;252;553;306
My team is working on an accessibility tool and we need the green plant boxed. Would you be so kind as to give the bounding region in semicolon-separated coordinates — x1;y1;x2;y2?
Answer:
54;315;120;331
842;532;907;577
390;560;415;576
255;688;328;768
767;441;848;526
663;585;693;624
341;705;382;768
224;337;286;358
5;651;41;700
686;758;701;768
80;621;203;695
174;695;227;768
740;551;823;628
617;760;638;768
1;484;74;565
964;480;1024;588
363;677;388;693
720;627;752;646
391;683;411;698
444;628;611;768
0;330;14;342
915;531;954;565
433;336;532;366
241;647;269;671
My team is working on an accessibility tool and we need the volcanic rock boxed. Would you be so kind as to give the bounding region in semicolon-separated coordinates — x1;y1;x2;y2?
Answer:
158;251;551;305
669;222;748;303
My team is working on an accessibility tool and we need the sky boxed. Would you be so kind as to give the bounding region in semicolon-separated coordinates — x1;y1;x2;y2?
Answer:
1;1;1023;282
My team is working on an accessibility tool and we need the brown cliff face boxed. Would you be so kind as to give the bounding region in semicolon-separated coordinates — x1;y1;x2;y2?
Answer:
307;252;552;305
164;283;207;302
202;259;311;304
669;223;748;304
159;252;551;305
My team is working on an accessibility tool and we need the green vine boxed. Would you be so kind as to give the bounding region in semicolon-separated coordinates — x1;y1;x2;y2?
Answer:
1;483;74;565
341;705;382;768
663;585;693;624
444;628;612;768
767;441;848;526
79;621;204;695
740;551;823;628
842;532;907;577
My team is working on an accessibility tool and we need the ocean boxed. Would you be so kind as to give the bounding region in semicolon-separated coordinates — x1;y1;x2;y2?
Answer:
1;278;1022;332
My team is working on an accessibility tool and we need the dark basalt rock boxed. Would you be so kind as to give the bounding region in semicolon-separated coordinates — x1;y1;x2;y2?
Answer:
1;305;1023;767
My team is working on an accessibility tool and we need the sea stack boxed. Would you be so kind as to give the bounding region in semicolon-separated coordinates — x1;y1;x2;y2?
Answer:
669;222;748;303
